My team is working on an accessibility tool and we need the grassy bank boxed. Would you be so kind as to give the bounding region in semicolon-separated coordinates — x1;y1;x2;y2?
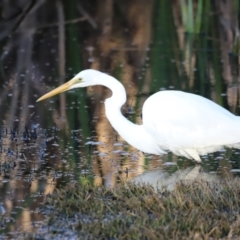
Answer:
26;179;240;239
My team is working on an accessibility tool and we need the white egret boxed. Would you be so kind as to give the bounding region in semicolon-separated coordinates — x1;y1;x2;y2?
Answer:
37;69;240;163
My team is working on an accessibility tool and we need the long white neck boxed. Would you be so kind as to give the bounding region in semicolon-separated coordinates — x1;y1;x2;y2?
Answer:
97;74;159;154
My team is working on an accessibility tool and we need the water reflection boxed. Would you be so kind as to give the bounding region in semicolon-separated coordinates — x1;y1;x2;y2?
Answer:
131;165;219;191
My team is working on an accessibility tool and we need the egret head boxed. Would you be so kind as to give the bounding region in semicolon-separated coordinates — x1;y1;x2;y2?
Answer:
36;69;102;102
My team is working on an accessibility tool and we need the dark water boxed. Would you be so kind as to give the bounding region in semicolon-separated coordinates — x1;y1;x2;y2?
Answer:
0;0;240;237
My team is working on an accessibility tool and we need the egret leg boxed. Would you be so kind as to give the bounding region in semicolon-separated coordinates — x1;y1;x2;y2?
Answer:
185;149;202;163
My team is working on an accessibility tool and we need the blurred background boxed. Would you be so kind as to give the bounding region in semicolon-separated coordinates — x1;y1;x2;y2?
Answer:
0;0;240;236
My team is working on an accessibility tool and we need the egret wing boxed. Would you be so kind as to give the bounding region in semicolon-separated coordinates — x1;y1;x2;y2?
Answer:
142;91;240;151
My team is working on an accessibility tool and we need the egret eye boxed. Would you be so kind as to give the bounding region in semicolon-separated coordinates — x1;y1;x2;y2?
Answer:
75;78;82;83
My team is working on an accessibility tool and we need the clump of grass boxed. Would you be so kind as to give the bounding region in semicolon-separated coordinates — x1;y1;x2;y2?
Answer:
34;180;240;239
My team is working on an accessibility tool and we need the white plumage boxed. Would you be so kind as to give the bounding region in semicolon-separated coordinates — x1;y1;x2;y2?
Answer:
37;69;240;163
142;90;240;161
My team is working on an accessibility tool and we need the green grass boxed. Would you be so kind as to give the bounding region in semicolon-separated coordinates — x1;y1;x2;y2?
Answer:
27;179;240;239
180;0;203;33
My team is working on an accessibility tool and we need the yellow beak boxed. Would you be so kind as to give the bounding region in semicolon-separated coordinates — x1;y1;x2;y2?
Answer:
36;78;77;102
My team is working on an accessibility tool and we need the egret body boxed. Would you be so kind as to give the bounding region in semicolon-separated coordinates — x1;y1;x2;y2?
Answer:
37;69;240;163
